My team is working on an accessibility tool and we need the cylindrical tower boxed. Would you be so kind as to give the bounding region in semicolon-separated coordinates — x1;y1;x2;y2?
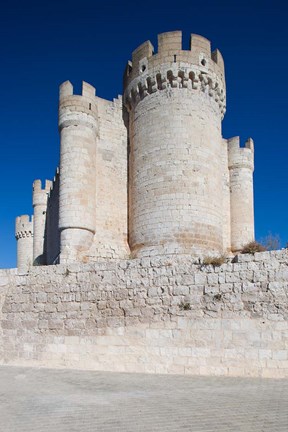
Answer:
124;31;226;257
228;137;254;252
58;81;98;263
32;179;52;264
15;215;33;273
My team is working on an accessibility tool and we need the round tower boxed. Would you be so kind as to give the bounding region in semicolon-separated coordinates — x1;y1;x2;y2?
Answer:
58;81;98;263
124;31;226;257
228;137;254;252
32;179;52;264
15;215;33;273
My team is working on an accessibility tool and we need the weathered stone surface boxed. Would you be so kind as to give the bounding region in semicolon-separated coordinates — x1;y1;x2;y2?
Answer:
0;250;287;377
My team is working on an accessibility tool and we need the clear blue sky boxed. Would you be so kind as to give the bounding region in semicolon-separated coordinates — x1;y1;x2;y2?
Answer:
0;0;287;268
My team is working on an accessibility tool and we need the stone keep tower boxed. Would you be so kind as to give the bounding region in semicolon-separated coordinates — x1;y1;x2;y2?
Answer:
124;31;254;257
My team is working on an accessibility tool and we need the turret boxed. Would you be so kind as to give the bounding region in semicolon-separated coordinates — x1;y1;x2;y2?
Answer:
228;137;255;252
32;179;52;264
58;81;98;263
124;31;226;257
15;215;33;273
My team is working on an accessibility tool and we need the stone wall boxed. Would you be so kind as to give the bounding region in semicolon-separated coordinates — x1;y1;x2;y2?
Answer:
46;169;60;264
89;95;129;259
0;250;287;377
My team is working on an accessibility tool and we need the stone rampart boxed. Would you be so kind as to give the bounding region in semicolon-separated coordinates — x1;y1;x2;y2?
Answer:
0;251;287;377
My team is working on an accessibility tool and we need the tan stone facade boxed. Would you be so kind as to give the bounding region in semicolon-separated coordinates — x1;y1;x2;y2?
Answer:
15;31;254;269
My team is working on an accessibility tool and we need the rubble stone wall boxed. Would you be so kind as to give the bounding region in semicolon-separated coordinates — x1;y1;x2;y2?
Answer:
0;250;287;378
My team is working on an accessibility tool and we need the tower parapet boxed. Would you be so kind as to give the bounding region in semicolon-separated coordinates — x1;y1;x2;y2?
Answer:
58;81;98;263
228;136;254;170
124;31;226;118
228;136;255;252
32;179;52;264
124;31;227;258
15;215;33;273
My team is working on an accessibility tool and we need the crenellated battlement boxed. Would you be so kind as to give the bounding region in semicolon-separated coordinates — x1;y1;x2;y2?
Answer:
33;179;52;207
59;81;98;131
124;31;226;117
59;81;96;101
15;215;33;239
52;167;60;185
33;179;52;193
125;32;224;81
228;136;254;171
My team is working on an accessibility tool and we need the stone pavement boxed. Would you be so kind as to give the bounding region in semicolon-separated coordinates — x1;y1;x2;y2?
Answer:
0;366;288;432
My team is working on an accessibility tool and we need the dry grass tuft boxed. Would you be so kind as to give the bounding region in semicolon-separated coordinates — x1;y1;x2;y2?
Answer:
202;255;226;267
241;241;267;254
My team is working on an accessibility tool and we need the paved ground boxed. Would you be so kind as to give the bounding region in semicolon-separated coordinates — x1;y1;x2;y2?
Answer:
0;366;288;432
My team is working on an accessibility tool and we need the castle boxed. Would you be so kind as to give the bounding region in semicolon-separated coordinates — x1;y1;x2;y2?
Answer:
3;32;287;379
15;31;255;271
